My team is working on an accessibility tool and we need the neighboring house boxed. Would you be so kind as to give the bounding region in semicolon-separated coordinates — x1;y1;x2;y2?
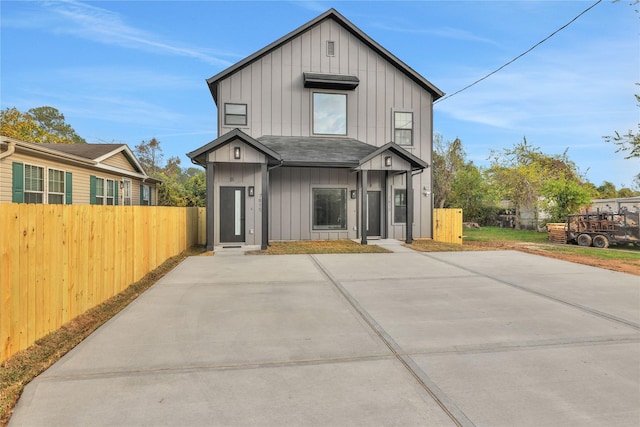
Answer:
588;197;640;214
188;9;444;250
0;136;160;206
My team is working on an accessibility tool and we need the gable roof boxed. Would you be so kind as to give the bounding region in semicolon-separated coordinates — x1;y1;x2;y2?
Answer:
187;128;282;166
39;143;147;175
1;136;159;183
206;8;444;103
187;129;427;171
358;141;429;170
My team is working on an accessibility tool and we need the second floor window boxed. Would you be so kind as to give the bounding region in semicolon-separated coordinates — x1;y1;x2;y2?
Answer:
313;93;346;135
394;111;413;146
224;103;247;126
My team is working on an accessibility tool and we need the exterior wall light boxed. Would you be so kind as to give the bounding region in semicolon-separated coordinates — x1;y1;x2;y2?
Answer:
384;156;392;167
234;146;241;159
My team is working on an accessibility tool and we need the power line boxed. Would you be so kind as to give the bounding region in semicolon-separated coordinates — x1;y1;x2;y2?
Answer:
434;0;602;104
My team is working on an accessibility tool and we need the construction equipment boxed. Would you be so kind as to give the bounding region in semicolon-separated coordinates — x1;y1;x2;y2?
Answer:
566;209;640;248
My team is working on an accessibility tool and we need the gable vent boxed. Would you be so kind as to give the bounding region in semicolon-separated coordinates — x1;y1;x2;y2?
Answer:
326;40;335;57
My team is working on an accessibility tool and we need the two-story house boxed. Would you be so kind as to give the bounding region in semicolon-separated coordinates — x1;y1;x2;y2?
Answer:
188;9;443;250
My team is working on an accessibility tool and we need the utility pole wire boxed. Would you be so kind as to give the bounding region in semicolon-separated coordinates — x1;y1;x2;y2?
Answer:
434;0;602;104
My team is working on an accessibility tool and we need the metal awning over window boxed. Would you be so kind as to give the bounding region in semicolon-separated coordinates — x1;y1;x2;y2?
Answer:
303;72;359;90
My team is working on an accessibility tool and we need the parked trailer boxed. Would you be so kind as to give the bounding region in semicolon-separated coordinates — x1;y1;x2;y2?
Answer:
566;210;640;248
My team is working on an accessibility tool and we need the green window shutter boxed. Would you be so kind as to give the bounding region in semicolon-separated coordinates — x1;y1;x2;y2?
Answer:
12;162;24;203
90;175;97;205
140;184;144;205
149;187;153;206
114;182;119;206
65;172;73;204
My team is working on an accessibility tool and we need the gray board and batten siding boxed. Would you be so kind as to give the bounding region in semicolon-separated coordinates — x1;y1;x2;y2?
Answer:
192;9;444;247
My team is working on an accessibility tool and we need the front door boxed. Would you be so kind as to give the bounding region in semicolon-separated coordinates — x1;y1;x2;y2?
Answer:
367;191;381;237
220;187;245;243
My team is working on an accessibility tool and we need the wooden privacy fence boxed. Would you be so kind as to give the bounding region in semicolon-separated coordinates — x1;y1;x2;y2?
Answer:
433;208;463;244
0;204;206;362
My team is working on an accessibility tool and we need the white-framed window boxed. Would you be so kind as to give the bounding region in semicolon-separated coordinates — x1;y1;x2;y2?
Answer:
394;189;407;224
122;179;132;205
394;111;413;146
106;179;115;205
24;164;44;204
312;92;347;135
95;177;105;205
312;188;347;230
224;103;247;126
48;168;65;204
142;185;150;206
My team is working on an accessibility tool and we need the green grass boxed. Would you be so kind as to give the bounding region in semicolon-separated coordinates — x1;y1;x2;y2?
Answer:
463;226;549;243
542;244;640;260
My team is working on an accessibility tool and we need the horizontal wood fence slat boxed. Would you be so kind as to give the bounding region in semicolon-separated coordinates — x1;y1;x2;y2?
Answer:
0;204;206;362
433;208;463;244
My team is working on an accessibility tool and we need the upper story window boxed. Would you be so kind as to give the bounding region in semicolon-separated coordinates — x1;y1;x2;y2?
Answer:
224;103;247;126
394;111;413;146
313;93;346;136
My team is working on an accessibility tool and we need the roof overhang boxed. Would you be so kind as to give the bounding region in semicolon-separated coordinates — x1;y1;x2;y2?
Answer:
357;142;429;171
187;129;283;167
303;72;359;90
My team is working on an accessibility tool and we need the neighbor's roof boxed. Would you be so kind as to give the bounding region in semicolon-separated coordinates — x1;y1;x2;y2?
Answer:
1;136;159;183
206;8;444;103
39;143;126;160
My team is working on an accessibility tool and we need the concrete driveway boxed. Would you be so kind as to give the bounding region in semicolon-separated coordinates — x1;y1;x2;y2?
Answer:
9;250;640;427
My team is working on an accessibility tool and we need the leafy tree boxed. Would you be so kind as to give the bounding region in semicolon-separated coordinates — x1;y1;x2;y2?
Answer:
597;181;618;199
540;178;592;223
0;106;85;144
134;137;164;176
27;106;86;144
448;161;499;224
432;135;465;208
487;138;546;229
0;107;44;142
133;138;205;207
487;138;591;228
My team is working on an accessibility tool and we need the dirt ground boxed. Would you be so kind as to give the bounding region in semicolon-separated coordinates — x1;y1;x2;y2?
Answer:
466;241;640;276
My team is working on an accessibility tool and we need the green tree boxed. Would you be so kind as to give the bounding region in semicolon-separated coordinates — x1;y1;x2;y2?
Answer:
432;135;465;208
597;181;618;199
487;138;546;229
133;138;206;207
540;178;592;222
27;106;86;144
0;106;85;144
448;161;498;224
487;139;590;228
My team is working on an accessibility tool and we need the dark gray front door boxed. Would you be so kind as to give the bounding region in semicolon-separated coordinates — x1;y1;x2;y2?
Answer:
220;187;245;243
367;191;381;236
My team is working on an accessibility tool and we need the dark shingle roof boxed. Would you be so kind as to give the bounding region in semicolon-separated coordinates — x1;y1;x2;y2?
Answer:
257;136;377;167
39;143;125;160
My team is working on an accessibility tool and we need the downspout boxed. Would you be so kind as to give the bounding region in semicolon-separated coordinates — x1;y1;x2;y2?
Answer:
0;141;16;160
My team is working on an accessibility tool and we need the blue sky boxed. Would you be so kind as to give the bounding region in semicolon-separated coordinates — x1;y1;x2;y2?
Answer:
1;0;638;188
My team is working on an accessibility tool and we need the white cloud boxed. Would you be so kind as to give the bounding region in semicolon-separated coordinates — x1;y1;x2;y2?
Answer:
26;1;238;67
